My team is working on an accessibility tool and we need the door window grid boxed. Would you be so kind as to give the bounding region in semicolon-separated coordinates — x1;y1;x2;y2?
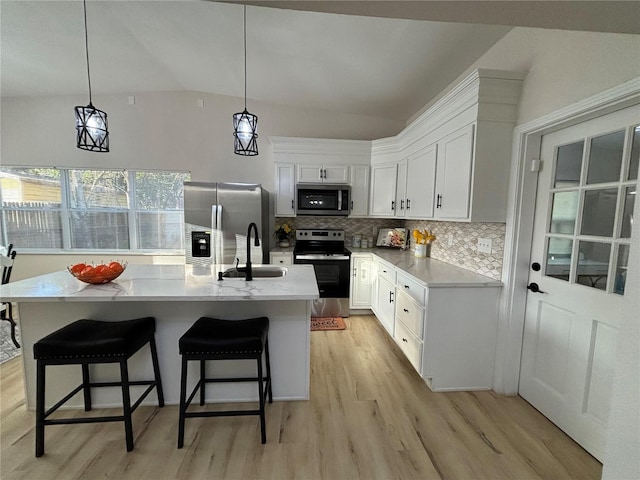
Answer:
544;124;638;295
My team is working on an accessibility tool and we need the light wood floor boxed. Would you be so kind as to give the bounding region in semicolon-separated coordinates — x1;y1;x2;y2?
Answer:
1;315;601;479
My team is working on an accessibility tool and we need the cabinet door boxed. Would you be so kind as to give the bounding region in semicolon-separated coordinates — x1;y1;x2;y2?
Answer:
395;159;408;217
349;255;372;308
270;252;293;265
323;166;350;184
376;275;395;336
349;165;370;217
369;164;397;216
434;124;474;219
297;165;323;183
275;163;296;216
405;145;437;218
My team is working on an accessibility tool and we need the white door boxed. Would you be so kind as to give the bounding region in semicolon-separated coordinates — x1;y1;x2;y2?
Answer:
520;106;639;461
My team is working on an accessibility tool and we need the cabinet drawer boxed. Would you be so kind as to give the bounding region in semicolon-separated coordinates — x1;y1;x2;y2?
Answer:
395;290;424;340
396;271;426;306
394;320;423;374
377;260;396;284
270;252;293;265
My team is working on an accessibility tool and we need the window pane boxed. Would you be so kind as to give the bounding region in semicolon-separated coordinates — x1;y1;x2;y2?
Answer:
629;126;640;181
70;211;130;249
2;209;63;248
0;167;61;205
546;237;573;281
586;130;624;185
550;191;579;234
555;141;584;187
580;188;618;237
614;244;630;295
68;170;129;209
576;241;611;291
620;186;636;238
135;172;189;210
136;212;184;249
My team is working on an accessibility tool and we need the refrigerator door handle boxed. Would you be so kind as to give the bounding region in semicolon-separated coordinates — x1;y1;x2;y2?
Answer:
215;204;223;231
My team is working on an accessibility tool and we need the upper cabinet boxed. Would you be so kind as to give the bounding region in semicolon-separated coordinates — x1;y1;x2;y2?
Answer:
372;69;524;222
369;163;398;216
349;165;370;217
274;163;296;217
297;164;350;184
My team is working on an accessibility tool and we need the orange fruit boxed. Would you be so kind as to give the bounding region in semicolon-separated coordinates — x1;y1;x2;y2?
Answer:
70;263;86;274
94;264;108;275
108;261;124;275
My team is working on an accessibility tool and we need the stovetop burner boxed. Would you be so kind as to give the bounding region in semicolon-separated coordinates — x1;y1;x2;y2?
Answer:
293;228;350;255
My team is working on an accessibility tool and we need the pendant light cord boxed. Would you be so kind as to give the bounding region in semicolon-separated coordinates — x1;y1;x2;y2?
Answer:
82;0;93;106
243;4;247;110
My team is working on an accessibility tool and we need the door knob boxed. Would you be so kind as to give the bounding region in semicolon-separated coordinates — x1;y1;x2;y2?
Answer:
527;282;546;294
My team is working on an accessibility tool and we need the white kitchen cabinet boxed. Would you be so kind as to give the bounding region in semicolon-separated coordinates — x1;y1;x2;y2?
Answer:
394;160;408;217
371;258;396;336
404;144;437;218
349;165;370;217
369;163;397;216
433;124;474;219
274;163;295;216
349;253;372;309
269;251;293;265
297;165;349;184
369;253;501;391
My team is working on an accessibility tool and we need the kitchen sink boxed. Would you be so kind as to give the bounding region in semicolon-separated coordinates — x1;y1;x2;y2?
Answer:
221;266;288;278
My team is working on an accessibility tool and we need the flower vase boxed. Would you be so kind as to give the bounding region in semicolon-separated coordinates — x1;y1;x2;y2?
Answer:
279;240;290;248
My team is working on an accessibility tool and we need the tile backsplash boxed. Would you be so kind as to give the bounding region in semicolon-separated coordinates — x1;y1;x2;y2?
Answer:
275;217;506;280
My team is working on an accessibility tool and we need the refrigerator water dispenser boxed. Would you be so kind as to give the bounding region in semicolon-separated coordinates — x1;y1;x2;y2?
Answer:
191;231;211;258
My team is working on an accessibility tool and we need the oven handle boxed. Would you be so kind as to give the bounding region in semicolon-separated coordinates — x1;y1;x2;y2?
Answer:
295;254;351;261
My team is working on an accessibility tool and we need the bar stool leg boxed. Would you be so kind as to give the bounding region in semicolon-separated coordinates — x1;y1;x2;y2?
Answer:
35;360;46;457
149;336;165;407
257;357;266;444
81;363;92;411
119;360;134;452
199;360;205;406
265;339;273;403
177;356;188;449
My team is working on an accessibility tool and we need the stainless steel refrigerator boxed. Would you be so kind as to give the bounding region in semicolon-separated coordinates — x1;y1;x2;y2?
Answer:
184;182;269;267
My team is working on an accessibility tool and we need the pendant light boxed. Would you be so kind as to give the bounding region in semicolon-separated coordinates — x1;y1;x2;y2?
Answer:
75;0;109;152
233;4;258;156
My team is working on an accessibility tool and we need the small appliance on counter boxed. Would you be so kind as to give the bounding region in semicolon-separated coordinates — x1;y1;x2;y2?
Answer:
293;228;351;317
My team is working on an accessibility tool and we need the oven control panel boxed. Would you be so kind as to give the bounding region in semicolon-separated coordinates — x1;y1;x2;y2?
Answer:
295;229;344;241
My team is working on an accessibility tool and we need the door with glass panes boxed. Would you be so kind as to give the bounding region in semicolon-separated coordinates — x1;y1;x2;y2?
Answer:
519;106;638;461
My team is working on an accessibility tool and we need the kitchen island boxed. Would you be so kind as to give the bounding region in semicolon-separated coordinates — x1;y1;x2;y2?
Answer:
2;264;319;409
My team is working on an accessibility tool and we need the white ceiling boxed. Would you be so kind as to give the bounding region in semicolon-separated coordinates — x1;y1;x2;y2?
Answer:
1;1;638;122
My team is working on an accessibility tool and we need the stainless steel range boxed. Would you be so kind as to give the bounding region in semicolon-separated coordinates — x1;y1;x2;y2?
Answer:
293;228;351;317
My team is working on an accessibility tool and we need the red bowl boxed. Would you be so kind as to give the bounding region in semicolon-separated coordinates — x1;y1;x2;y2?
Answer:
68;262;127;284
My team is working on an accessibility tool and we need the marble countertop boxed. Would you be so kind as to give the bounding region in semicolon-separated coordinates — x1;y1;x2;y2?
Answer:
349;248;502;288
1;264;320;302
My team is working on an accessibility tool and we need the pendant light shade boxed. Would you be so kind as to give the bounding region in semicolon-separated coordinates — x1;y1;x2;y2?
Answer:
75;0;109;152
233;5;258;156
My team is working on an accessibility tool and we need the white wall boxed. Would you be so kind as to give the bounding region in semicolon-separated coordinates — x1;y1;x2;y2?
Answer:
411;28;640;126
1;91;403;192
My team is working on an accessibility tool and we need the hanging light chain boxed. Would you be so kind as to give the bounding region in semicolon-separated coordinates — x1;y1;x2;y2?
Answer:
243;3;247;110
82;0;93;106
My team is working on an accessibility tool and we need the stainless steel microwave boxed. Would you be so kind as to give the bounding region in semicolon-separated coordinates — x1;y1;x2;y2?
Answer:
295;184;351;216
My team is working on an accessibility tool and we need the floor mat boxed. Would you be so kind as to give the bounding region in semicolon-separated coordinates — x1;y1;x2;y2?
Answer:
311;317;346;331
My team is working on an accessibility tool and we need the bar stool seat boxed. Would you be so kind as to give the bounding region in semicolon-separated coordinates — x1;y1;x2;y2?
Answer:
34;317;164;457
178;316;272;448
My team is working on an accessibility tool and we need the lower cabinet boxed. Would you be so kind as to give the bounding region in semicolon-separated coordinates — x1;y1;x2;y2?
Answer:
371;258;500;391
269;251;293;265
349;253;373;309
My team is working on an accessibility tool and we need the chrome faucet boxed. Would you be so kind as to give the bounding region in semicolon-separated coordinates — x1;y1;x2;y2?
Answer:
236;222;260;281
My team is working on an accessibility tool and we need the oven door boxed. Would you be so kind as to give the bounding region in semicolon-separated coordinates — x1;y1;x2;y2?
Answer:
294;254;350;298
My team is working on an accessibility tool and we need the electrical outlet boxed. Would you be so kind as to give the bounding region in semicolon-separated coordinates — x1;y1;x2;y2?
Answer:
448;234;454;246
477;237;492;254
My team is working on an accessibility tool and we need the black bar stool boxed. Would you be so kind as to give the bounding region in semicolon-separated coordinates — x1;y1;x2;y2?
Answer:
33;317;164;457
177;316;272;448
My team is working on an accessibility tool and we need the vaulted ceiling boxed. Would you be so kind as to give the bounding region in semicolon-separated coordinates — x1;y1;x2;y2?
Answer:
2;1;637;122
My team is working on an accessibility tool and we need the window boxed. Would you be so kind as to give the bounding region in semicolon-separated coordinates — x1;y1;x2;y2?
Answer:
0;167;190;251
